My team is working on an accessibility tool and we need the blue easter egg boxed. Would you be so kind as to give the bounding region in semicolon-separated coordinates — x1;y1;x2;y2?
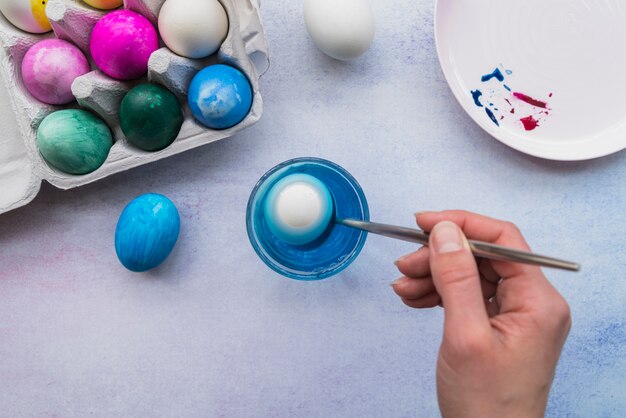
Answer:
187;64;253;129
115;193;180;272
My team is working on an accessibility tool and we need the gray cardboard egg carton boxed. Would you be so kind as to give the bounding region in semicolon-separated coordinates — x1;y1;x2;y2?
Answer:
0;0;269;214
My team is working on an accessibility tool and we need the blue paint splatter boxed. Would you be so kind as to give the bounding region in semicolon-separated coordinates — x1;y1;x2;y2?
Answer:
471;90;483;107
485;108;499;126
472;89;498;126
470;65;552;130
481;68;504;82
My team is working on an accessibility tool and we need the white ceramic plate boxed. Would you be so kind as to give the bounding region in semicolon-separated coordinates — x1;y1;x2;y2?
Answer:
435;0;626;160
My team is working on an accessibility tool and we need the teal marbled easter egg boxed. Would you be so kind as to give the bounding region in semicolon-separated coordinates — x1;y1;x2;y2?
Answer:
120;83;183;152
37;109;113;175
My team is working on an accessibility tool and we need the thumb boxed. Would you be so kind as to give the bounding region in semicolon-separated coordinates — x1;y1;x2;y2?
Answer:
429;221;490;339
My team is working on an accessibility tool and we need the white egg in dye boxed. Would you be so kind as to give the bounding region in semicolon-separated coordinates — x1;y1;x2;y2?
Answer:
263;174;334;246
304;0;375;61
158;0;229;59
0;0;51;33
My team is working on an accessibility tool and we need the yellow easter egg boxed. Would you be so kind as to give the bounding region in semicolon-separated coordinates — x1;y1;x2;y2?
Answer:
30;0;49;30
0;0;51;33
82;0;123;10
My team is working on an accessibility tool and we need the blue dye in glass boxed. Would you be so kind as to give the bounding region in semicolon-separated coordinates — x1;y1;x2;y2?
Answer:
246;158;369;281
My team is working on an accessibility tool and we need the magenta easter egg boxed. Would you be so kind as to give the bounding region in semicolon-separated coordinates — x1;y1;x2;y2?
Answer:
89;10;158;80
21;39;90;105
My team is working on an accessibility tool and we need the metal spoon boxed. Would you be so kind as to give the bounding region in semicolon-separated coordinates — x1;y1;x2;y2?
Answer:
337;219;580;272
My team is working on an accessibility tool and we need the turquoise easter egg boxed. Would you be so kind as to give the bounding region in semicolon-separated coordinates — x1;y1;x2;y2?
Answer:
115;194;180;272
37;109;113;175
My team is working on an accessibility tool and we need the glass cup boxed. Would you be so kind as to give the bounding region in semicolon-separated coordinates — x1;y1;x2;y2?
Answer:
246;157;369;280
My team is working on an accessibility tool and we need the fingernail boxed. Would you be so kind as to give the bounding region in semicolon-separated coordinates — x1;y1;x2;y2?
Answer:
394;254;409;266
414;211;428;217
432;221;464;254
390;277;405;287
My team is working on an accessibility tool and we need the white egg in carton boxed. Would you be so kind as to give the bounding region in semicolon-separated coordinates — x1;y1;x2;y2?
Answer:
0;0;269;214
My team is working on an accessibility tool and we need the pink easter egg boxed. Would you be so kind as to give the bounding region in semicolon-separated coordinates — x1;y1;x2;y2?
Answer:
21;39;90;105
89;10;158;80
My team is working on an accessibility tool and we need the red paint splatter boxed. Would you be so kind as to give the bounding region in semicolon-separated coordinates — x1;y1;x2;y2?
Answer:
520;115;539;131
513;92;548;109
504;98;516;114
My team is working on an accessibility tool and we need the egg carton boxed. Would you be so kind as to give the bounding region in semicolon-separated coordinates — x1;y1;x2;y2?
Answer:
0;0;269;215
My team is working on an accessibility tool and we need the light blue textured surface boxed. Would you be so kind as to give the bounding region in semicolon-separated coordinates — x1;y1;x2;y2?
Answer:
0;0;624;417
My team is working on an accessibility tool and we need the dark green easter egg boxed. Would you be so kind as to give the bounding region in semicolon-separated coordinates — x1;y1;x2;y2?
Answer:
120;84;184;151
37;109;113;175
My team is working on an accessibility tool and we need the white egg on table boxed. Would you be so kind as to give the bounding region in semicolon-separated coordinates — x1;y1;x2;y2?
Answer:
158;0;229;59
0;0;51;33
304;0;375;61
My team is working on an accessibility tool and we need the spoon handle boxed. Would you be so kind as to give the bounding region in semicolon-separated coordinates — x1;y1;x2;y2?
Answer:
337;219;580;272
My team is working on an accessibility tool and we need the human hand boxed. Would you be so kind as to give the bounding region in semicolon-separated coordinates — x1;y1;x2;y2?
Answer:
392;211;571;418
